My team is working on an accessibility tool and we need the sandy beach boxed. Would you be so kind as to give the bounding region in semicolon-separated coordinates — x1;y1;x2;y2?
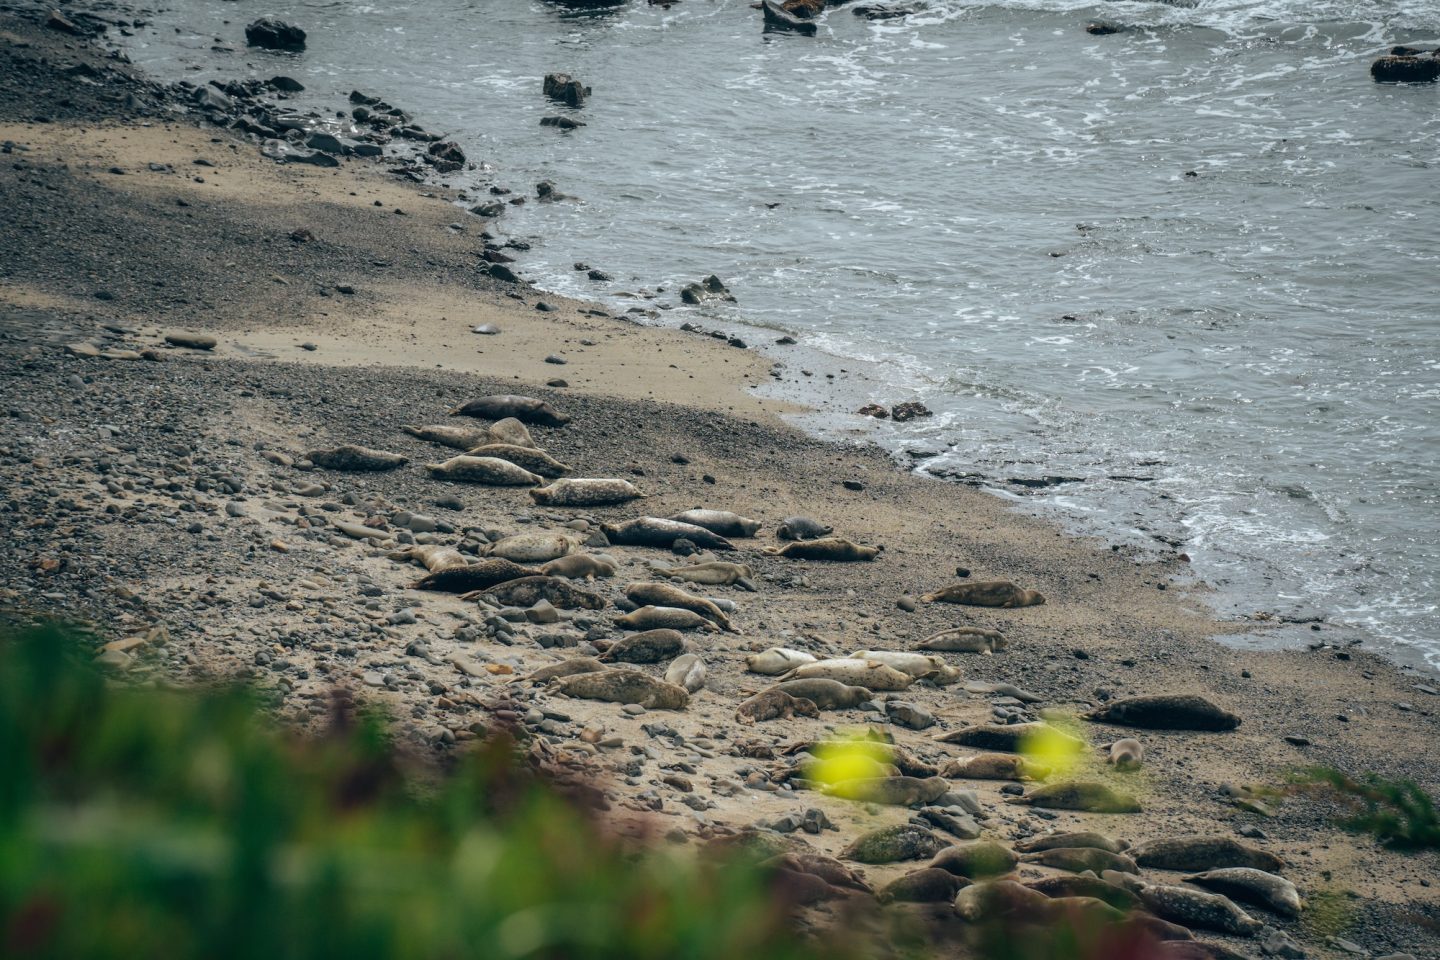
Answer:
2;6;1437;958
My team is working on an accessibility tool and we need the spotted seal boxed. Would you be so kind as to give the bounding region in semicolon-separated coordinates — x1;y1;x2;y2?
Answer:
602;517;734;551
478;575;606;610
745;647;817;675
669;509;761;538
540;554;617;579
763;537;879;561
917;627;1008;654
782;658;914;691
1129;837;1284;873
555;669;689;710
624;581;735;631
940;754;1048;782
599;629;688;664
1133;882;1263;936
450;394;570;427
402;423;491;450
921;581;1044;608
1020;847;1138;875
486;533;575;564
530;478;645;507
841;824;945;865
304;445;407;471
426;456;543;486
735;689;820;723
664;652;707;693
613;605;719;632
776;516;833;541
415;558;540;592
1006;781;1142;813
929;841;1018;880
1085;694;1240;731
463;443;572;478
849;650;960;684
649;560;754;588
1182;868;1303;918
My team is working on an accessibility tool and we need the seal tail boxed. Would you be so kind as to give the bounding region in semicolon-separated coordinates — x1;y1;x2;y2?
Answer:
919;592;939;603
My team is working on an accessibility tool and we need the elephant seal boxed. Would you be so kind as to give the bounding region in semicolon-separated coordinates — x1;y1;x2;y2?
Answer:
426;456;542;486
822;776;948;807
936;723;1084;754
777;516;833;541
614;605;719;632
388;544;467;572
1183;868;1303;918
486;533;575;564
415;558;540;592
921;581;1044;608
849;650;960;684
664;652;707;693
304;445;407;471
599;628;688;664
745;647;817;675
917;627;1008;654
531;478;645;507
479;575;605;610
402;423;490;450
1133;882;1263;936
1130;837;1284;873
602;517;733;551
940;754;1047;782
649;560;754;587
1020;847;1138;875
1085;694;1240;731
954;880;1051;923
782;659;914;692
669;509;761;538
487;417;537;448
556;669;689;710
1006;781;1142;813
930;841;1019;880
451;394;570;427
769;679;871;710
764;537;879;561
735;689;820;723
878;868;969;904
1024;876;1140;911
624;581;735;631
464;443;572;478
541;554;617;579
1107;738;1145;771
524;657;607;683
1015;832;1124;855
841;824;945;864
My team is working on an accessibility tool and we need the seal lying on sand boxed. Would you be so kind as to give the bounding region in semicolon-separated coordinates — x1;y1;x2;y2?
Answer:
822;775;949;807
1107;738;1145;770
487;417;537;448
781;658;914;691
921;581;1044;608
486;533;575;564
388;544;467;572
1132;882;1263;936
745;647;817;675
555;669;689;709
1085;694;1240;731
426;456;542;486
614;605;719;632
777;516;833;540
624;581;735;630
402;423;490;450
1130;837;1284;873
603;517;733;551
768;678;871;710
1015;832;1124;855
917;627;1007;653
648;560;754;587
1006;781;1142;813
735;688;820;722
599;629;688;664
940;754;1048;782
849;650;960;683
478;575;605;610
929;841;1018;880
524;657;606;683
415;558;539;592
304;444;407;471
936;723;1083;754
1183;868;1303;918
841;824;945;864
764;537;880;561
450;394;570;427
669;509;761;538
878;868;969;904
1020;847;1138;875
541;554;616;579
664;652;707;693
531;478;645;506
463;443;572;478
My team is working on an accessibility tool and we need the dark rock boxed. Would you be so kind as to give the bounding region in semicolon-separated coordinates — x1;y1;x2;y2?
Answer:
428;140;466;168
1085;20;1126;35
540;116;585;130
857;404;890;419
891;401;933;422
269;76;305;92
306;132;346;155
852;3;923;19
587;269;612;282
488;263;520;283
543;73;588;108
842;480;865;491
1371;55;1440;83
762;0;818;35
245;17;307;51
193;85;235;114
46;10;84;35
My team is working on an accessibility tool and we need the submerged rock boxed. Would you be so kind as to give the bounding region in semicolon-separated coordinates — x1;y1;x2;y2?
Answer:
245;17;307;51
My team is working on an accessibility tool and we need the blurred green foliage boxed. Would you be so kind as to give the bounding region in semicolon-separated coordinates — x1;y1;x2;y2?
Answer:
1290;767;1440;851
0;625;869;960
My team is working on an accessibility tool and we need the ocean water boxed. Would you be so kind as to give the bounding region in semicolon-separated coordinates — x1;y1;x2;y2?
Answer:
116;0;1440;670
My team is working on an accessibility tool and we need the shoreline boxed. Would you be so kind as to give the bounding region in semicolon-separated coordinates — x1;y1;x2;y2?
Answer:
3;6;1439;958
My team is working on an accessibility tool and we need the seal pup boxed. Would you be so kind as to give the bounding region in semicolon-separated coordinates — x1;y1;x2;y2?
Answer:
1020;847;1138;875
768;678;871;710
917;627;1008;654
487;417;537;448
485;534;575;564
613;605;720;632
878;868;970;904
669;509;762;538
849;650;960;684
624;581;735;631
602;517;734;551
664;652;707;693
1085;694;1240;731
1107;738;1145;771
1132;882;1263;936
781;659;914;691
841;824;945;864
478;575;606;610
531;478;645;507
940;754;1048;782
1182;868;1303;918
450;394;570;427
402;423;490;450
463;443;572;478
764;537;879;561
822;775;949;807
1129;837;1284;873
523;657;607;683
921;581;1045;608
1005;781;1142;813
426;456;543;486
648;560;754;588
599;629;688;664
555;669;689;710
415;558;540;592
1015;832;1125;855
745;647;817;675
929;842;1019;880
540;554;616;579
388;544;467;572
735;689;820;722
777;516;833;541
304;445;407;471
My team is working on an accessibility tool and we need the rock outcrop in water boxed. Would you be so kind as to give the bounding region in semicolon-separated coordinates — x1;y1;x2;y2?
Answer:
1371;51;1440;84
544;73;589;108
245;17;307;52
761;0;818;35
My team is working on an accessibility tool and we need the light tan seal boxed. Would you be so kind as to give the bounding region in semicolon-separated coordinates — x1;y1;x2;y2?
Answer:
614;605;720;632
388;544;468;572
849;650;960;684
304;445;407;471
540;554;617;579
523;657;607;683
745;647;817;675
450;394;570;427
486;417;537;448
555;669;689;709
940;754;1048;782
921;581;1045;608
763;537;880;561
916;627;1008;654
649;560;754;587
781;659;914;692
402;423;490;450
624;581;734;631
426;456;542;486
1107;737;1145;771
1015;832;1124;855
530;478;645;507
486;533;575;564
463;443;572;478
663;653;707;693
668;509;761;538
768;678;871;710
821;775;949;807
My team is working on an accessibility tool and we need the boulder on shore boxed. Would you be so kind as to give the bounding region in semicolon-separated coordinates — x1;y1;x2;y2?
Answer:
245;17;307;51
